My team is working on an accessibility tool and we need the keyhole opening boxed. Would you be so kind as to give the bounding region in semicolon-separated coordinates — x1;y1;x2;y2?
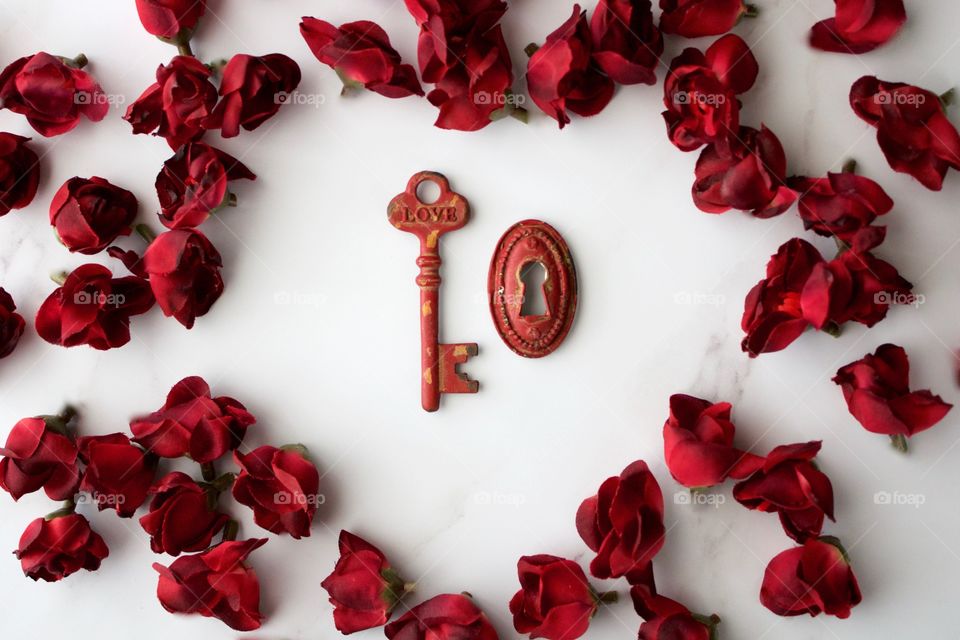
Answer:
416;179;441;204
520;261;548;317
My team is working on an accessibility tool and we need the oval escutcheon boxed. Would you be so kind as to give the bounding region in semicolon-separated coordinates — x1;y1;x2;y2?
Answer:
488;220;578;358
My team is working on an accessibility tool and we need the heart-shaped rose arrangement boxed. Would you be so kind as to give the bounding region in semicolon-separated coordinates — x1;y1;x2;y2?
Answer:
0;0;956;639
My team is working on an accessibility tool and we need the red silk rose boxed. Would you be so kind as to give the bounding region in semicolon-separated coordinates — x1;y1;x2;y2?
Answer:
156;142;255;228
16;514;108;582
205;54;301;138
760;537;861;618
801;227;912;330
142;229;224;328
321;530;408;634
663;394;763;488
660;0;751;38
576;459;664;581
49;176;137;255
833;344;952;450
631;580;720;640
850;76;960;190
0;287;25;359
0;133;40;216
0;416;79;501
35;264;154;350
788;171;893;242
78;433;157;517
733;441;835;542
232;445;320;538
385;593;498;640
590;0;663;86
0;52;108;137
509;555;601;640
124;56;218;150
664;34;758;151
405;0;515;131
135;0;206;40
693;125;797;217
741;238;820;357
810;0;906;54
153;538;267;631
300;19;423;99
139;471;228;556
527;6;614;129
130;376;255;463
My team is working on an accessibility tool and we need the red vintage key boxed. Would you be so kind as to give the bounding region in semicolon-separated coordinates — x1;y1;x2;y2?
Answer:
388;171;478;412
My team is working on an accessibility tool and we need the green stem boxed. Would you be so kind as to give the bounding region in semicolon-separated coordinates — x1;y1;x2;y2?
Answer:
890;434;909;453
201;462;216;482
177;40;194;57
524;43;540;57
222;519;239;542
135;223;157;244
940;89;955;108
842;159;858;174
743;3;759;18
45;499;76;520
50;271;68;286
596;591;618;605
69;53;88;69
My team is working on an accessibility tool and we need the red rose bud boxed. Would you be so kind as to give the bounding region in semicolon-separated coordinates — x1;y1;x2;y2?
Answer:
35;264;154;350
139;471;228;556
733;441;835;542
156;142;255;228
78;433;157;517
850;76;960;190
300;18;423;99
631;581;720;640
0;415;80;501
527;6;615;129
801;229;912;330
153;538;266;631
130;376;255;463
0;52;108;137
405;0;514;131
0;133;40;216
510;555;608;640
135;0;206;40
16;513;108;582
386;593;499;640
833;344;952;451
124;56;218;150
693;125;797;217
321;530;410;634
590;0;663;86
810;0;906;54
760;536;861;618
204;54;301;138
576;460;665;581
0;287;26;359
788;171;893;242
49;176;137;254
660;0;753;38
232;445;320;538
741;238;821;357
664;34;758;151
143;229;224;328
663;394;763;488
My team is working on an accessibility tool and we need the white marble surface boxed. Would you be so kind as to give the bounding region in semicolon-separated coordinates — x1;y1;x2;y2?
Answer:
1;1;959;638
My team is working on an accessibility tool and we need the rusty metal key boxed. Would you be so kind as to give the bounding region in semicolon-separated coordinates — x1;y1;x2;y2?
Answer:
388;171;478;412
